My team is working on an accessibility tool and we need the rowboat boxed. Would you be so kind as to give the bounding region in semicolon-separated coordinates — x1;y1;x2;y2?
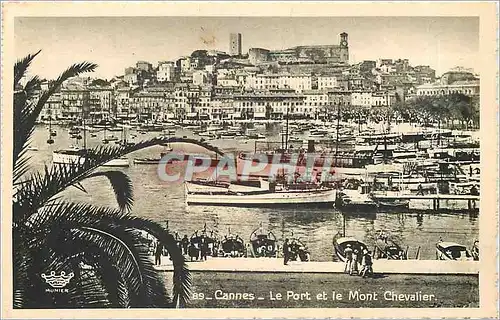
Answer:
220;233;245;257
435;241;473;261
333;233;368;263
188;226;218;261
374;232;407;259
249;225;278;258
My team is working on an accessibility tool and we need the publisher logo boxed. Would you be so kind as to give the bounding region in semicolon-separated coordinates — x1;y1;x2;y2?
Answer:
42;271;74;292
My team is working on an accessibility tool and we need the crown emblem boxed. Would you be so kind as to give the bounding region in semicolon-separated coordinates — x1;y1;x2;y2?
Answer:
41;271;74;288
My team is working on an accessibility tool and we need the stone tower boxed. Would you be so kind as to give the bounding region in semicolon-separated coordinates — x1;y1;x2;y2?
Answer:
339;32;349;63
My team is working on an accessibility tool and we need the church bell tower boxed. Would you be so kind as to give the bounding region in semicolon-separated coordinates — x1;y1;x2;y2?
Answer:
339;32;349;63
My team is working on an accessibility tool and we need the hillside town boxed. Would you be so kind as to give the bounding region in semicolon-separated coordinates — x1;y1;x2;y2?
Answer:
29;32;479;125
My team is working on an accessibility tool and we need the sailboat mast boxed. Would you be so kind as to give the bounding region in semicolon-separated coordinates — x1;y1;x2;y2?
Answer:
335;102;341;166
82;102;87;150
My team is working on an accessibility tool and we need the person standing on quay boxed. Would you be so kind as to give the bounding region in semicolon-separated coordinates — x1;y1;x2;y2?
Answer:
283;239;290;265
154;240;163;266
200;235;208;261
351;248;360;275
344;244;353;273
181;235;189;255
360;249;373;278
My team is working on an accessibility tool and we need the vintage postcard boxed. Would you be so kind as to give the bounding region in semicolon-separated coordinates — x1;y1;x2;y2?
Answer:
1;1;498;319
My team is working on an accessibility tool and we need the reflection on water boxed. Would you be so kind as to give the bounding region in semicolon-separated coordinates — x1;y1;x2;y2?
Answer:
25;126;479;261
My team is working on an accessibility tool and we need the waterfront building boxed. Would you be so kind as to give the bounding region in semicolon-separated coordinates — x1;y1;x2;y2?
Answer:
88;86;114;121
209;95;234;120
279;74;312;92
229;33;242;56
415;80;480;97
39;92;62;121
351;91;373;108
245;73;312;92
232;89;304;120
326;89;352;108
350;90;396;107
301;90;330;118
60;83;90;120
115;87;134;120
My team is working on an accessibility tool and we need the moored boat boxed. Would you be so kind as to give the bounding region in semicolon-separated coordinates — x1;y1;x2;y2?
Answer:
374;232;407;259
102;157;129;167
377;198;410;210
184;181;337;207
220;233;245;257
249;225;278;258
435;241;473;261
333;233;368;262
52;146;87;165
133;157;162;165
188;227;219;261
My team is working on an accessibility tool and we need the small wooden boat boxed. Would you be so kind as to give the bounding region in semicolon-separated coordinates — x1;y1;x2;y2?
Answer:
377;199;410;210
333;233;368;262
374;232;407;259
188;226;219;261
436;241;474;261
249;225;277;258
220;233;245;257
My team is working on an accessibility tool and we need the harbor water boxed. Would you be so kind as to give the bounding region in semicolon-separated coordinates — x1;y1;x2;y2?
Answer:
26;125;479;261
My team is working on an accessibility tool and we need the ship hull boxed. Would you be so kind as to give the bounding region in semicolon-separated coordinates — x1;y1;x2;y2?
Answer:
185;188;336;207
52;151;86;165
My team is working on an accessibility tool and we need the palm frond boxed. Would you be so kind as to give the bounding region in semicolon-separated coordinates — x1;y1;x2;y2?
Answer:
14;50;41;88
23;201;188;307
87;171;133;212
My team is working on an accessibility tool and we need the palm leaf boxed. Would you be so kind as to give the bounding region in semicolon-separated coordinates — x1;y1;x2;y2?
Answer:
86;171;133;212
14;50;41;88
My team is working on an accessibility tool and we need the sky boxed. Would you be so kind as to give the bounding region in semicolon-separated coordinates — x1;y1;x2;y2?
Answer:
14;16;479;80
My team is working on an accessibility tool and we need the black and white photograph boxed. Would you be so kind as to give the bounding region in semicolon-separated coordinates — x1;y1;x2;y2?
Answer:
1;2;498;319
